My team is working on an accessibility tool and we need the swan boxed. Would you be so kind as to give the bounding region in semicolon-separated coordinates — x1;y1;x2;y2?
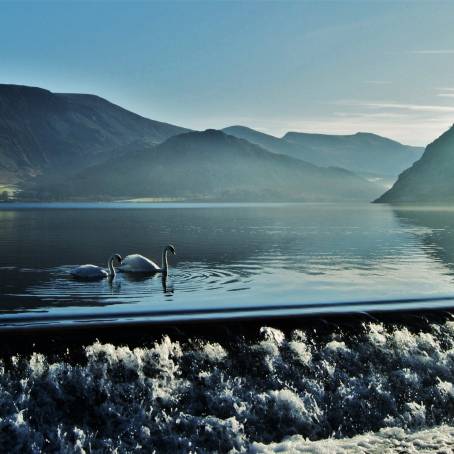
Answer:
119;244;176;274
70;254;122;280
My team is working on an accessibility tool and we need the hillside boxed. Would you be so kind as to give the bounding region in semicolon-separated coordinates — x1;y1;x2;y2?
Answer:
376;125;454;203
223;126;422;178
27;130;383;202
222;125;307;162
0;84;188;183
283;131;423;177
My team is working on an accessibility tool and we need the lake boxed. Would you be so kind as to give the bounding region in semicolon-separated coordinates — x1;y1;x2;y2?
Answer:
1;202;454;329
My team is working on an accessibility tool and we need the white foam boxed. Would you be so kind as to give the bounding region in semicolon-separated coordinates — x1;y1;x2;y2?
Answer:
251;424;454;453
1;320;454;451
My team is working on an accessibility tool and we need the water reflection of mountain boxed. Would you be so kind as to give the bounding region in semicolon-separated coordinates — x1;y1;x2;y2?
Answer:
8;204;454;318
0;204;411;276
392;208;454;273
0;204;430;316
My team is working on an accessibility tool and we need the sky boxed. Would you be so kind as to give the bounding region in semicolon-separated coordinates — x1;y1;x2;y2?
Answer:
1;0;454;146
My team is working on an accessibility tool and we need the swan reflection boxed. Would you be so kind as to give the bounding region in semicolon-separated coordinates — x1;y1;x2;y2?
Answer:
122;271;173;294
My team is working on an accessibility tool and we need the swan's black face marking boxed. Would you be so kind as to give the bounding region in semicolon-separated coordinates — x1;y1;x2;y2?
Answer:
168;244;176;255
114;254;123;264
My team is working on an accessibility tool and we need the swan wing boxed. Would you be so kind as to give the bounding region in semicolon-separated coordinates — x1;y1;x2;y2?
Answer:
70;264;108;279
119;254;160;273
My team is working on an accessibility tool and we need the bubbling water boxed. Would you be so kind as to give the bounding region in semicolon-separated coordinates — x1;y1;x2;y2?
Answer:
1;319;454;452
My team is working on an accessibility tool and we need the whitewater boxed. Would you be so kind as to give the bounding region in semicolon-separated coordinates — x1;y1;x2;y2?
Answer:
2;317;454;452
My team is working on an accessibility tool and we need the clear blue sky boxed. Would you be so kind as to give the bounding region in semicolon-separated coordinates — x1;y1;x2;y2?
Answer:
1;0;454;145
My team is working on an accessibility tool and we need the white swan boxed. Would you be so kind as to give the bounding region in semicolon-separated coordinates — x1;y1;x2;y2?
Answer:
119;244;176;274
70;254;122;280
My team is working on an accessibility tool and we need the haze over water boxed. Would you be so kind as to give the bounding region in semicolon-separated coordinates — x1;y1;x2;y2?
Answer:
1;202;454;328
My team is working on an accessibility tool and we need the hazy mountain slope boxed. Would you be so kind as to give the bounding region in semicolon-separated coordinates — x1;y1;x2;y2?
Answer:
222;125;309;162
0;84;188;183
376;125;454;203
30;130;382;202
282;131;423;176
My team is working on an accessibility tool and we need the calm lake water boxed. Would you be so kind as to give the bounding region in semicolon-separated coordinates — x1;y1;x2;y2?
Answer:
1;202;454;329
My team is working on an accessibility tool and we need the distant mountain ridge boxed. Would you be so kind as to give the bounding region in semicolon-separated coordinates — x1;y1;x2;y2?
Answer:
27;129;383;202
223;126;423;177
0;83;425;202
376;124;454;203
0;84;188;183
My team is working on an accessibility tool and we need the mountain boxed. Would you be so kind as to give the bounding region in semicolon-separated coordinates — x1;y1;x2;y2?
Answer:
26;129;383;202
376;125;454;203
222;125;306;160
222;126;423;178
283;131;423;177
0;84;188;184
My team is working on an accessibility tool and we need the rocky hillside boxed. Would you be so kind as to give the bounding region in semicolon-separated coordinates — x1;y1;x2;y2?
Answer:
376;125;454;203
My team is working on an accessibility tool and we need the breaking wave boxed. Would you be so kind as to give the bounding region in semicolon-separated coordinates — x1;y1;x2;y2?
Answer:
2;318;454;452
252;425;454;453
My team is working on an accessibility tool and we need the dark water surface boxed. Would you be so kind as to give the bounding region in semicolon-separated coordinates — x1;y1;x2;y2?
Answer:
1;202;454;328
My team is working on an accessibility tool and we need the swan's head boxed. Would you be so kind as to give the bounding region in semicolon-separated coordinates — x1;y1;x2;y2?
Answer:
112;254;123;266
167;244;176;255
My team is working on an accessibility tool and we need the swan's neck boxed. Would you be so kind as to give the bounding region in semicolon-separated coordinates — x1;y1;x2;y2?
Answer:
107;256;116;277
161;273;168;292
161;248;169;274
